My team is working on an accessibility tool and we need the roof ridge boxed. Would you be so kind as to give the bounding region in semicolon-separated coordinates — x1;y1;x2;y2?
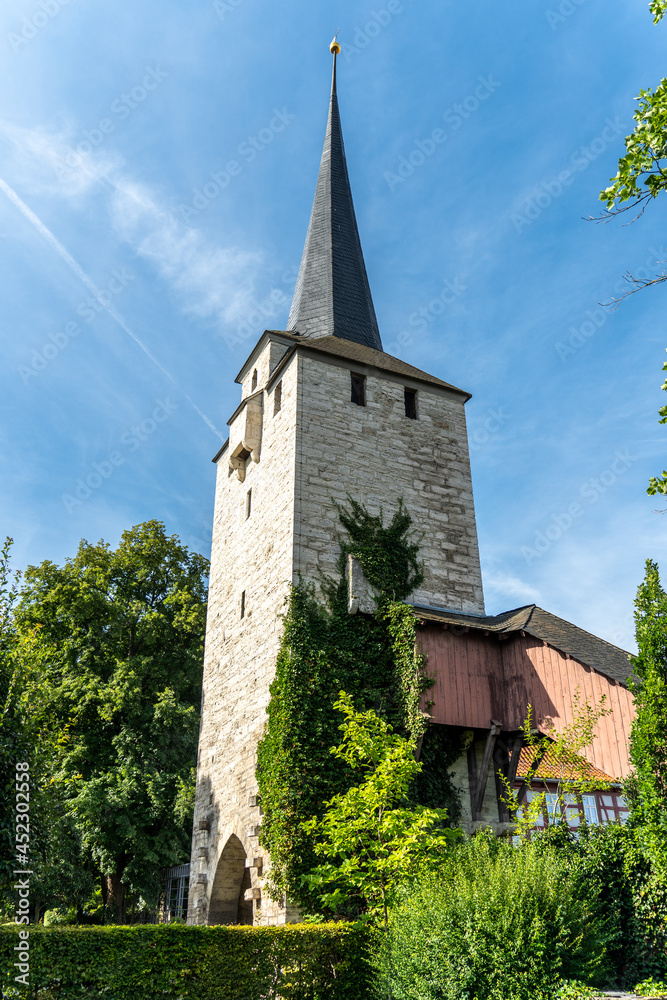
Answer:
529;605;633;657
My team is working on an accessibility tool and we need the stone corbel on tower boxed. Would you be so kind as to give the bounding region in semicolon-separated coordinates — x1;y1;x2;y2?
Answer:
346;555;379;615
228;392;263;482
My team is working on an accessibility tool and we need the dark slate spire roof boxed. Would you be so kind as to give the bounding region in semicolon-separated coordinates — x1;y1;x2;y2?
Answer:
288;52;383;351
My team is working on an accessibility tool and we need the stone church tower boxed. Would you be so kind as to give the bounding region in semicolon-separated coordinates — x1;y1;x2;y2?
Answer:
188;43;484;926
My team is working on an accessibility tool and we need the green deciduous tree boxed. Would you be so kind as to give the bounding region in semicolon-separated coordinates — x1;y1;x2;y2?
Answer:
303;693;459;928
646;354;667;496
600;2;667;222
626;560;667;879
0;539;94;923
595;3;667;499
596;3;667;307
13;521;208;921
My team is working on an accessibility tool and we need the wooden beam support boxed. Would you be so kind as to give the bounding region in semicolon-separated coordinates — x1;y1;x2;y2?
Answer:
467;740;479;820
495;734;523;822
472;720;502;820
506;734;523;789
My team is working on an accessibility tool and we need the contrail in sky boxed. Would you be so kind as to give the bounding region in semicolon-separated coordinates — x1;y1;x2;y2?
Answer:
0;176;223;440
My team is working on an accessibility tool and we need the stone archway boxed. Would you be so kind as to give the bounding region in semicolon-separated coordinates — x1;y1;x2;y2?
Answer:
208;834;253;925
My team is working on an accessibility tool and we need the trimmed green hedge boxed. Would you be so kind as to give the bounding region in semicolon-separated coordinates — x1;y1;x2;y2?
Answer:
0;923;371;1000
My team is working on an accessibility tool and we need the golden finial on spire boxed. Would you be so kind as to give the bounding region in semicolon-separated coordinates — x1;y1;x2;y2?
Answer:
330;30;341;55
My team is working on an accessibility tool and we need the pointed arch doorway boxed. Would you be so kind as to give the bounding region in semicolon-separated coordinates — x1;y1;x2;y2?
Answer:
208;834;253;925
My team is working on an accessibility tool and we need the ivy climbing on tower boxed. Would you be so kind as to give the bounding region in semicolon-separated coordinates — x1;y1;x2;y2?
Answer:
255;498;463;915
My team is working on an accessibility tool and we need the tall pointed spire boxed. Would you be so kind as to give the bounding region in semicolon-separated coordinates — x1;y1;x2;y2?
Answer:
287;40;383;352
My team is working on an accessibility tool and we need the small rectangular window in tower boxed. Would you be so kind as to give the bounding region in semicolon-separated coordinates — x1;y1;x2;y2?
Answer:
240;591;246;619
274;380;282;415
351;372;366;406
245;488;252;519
251;369;258;391
404;388;417;419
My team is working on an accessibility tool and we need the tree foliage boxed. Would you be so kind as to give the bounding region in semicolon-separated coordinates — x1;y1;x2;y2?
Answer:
646;353;667;496
595;2;667;314
626;560;667;879
8;521;208;920
600;78;667;216
378;833;611;1000
303;694;459;928
599;1;667;213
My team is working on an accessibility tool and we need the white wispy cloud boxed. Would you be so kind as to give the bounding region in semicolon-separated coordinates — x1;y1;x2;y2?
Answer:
482;568;542;606
0;120;267;336
0;119;120;199
109;178;262;329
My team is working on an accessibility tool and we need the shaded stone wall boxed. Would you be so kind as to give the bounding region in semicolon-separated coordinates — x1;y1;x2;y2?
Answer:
188;337;297;926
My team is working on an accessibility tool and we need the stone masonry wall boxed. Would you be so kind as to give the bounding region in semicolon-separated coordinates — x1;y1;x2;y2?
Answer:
293;351;484;612
190;332;485;926
188;338;298;926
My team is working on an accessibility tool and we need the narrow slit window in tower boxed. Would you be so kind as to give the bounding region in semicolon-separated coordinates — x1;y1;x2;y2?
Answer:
274;381;282;415
404;388;417;419
251;369;258;391
245;489;252;519
240;591;246;619
351;372;366;406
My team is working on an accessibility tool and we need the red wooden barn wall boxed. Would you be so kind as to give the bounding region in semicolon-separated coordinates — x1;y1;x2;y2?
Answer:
419;625;635;779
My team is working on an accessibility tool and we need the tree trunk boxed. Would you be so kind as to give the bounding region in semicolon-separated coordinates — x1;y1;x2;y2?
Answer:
105;871;125;924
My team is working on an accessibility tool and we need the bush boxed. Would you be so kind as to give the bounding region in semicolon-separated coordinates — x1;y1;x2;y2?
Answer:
634;979;667;997
376;834;611;1000
533;822;667;986
0;922;371;1000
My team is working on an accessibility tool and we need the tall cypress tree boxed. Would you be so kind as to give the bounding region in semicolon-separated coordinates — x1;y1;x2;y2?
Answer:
628;559;667;878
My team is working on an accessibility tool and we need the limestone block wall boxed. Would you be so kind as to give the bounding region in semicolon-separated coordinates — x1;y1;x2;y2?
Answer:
188;339;298;926
292;352;484;613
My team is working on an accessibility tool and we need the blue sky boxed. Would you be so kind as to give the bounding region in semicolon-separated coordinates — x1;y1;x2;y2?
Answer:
1;0;665;652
